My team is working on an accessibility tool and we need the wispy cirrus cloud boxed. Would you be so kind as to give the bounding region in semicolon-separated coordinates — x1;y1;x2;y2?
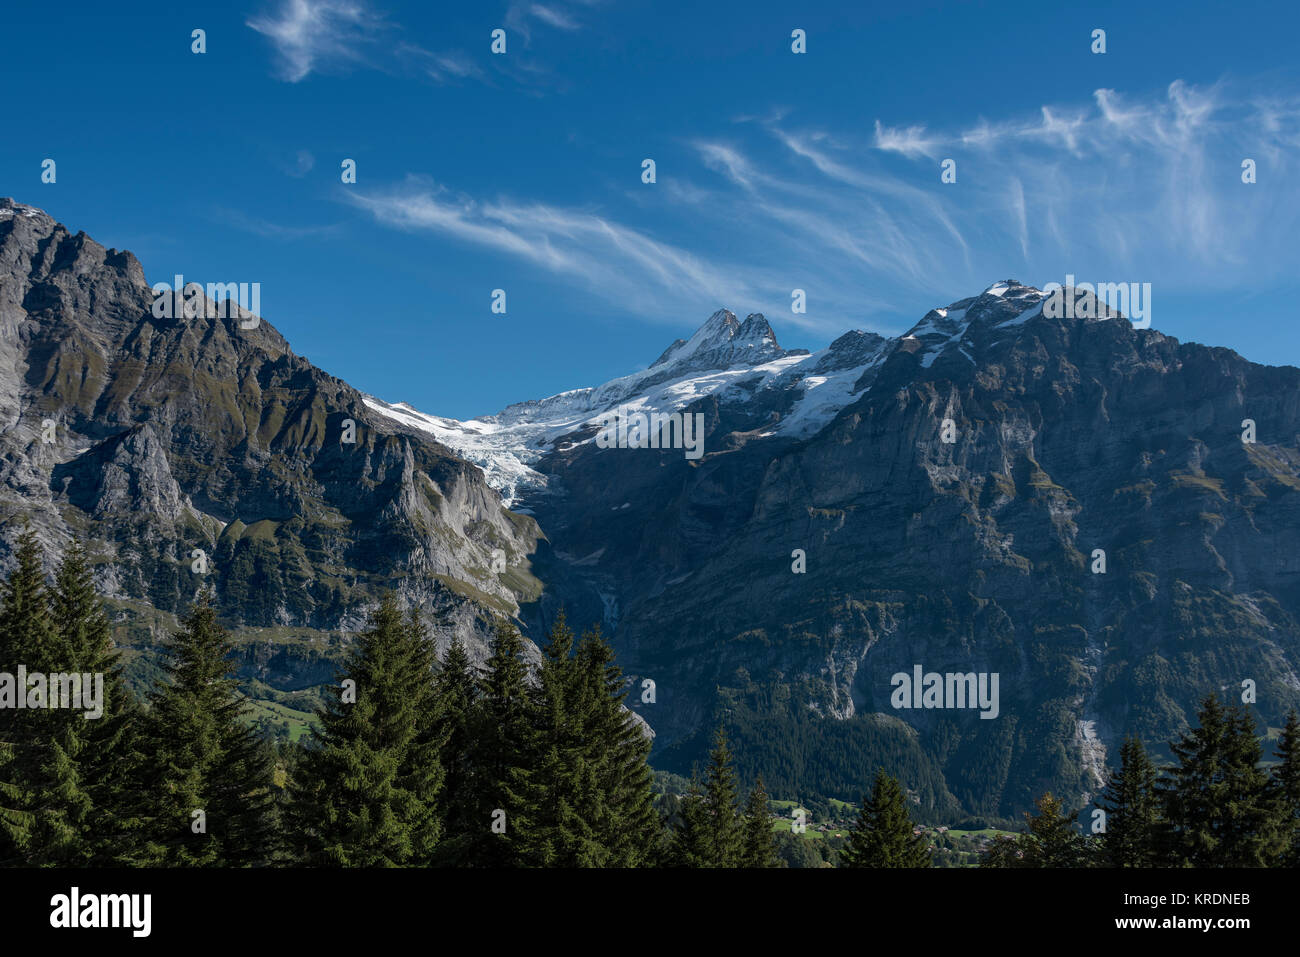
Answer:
397;43;484;83
760;124;971;262
248;0;600;89
692;136;961;287
873;120;941;159
922;79;1300;268
704;79;1300;308
247;0;380;82
505;0;599;41
214;207;343;240
344;78;1300;340
525;4;581;30
247;0;481;84
343;177;797;326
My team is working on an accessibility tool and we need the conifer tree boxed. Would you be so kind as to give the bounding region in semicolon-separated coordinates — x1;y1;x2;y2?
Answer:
574;625;660;866
741;775;777;867
1271;710;1300;866
138;588;275;866
1219;701;1274;866
669;778;713;868
464;618;535;866
1018;792;1084;867
701;726;742;867
1161;694;1273;866
1160;693;1227;866
1097;736;1160;868
29;542;142;866
394;608;447;864
430;636;478;864
0;536;144;866
978;833;1024;868
0;529;58;863
0;736;17;866
668;729;743;868
526;611;602;866
840;770;931;867
0;529;56;666
291;597;443;866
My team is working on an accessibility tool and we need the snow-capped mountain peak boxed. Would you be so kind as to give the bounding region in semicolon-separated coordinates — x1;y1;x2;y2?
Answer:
367;283;1061;506
0;197;52;222
650;307;786;373
900;279;1048;368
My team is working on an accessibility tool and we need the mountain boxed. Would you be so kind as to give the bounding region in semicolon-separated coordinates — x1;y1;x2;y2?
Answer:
649;308;792;373
363;306;872;507
0;198;543;715
373;279;1300;818
6;197;1298;818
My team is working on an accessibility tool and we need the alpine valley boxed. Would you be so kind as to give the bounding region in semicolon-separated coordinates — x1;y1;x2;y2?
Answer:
4;197;1299;819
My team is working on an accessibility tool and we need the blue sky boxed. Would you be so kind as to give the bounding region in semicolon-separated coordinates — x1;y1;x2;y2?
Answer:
3;0;1298;419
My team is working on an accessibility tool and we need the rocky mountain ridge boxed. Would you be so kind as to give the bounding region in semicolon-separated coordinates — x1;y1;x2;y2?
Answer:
0;198;544;707
378;277;1300;816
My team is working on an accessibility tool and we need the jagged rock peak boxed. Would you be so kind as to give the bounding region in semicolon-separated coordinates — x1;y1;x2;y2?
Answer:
0;197;59;241
650;307;786;372
738;312;778;346
0;197;52;222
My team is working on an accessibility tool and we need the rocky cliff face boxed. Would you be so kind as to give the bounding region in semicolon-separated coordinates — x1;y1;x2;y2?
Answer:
480;281;1300;817
0;198;543;704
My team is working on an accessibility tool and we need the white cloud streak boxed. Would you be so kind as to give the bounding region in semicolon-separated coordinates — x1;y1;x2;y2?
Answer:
247;0;377;82
248;0;485;84
344;179;798;326
344;78;1300;338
